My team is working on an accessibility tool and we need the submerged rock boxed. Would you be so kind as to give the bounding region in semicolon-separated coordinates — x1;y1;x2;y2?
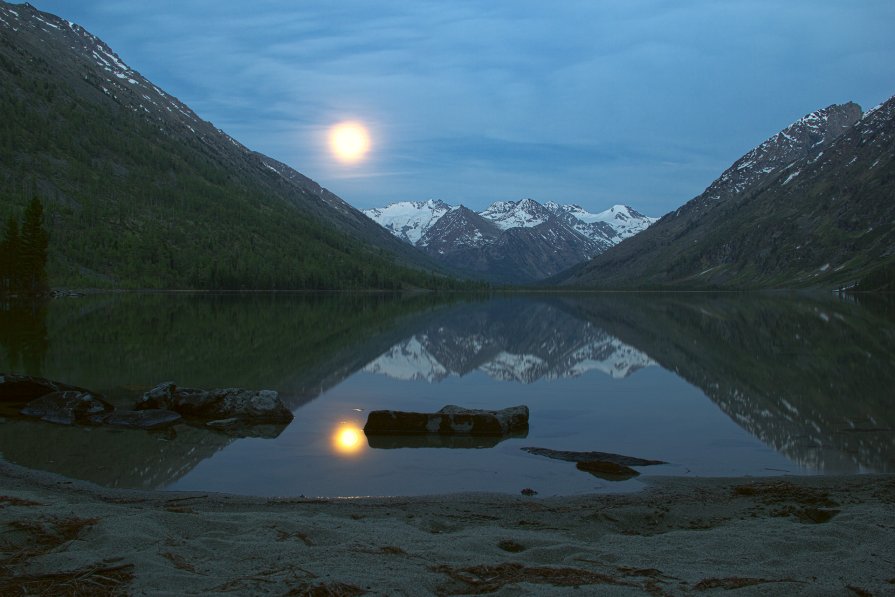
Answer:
575;460;640;481
364;405;528;436
137;382;293;424
103;409;182;429
20;391;113;425
521;447;665;467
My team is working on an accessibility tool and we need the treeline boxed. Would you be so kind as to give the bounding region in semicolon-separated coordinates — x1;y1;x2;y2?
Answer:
0;197;48;294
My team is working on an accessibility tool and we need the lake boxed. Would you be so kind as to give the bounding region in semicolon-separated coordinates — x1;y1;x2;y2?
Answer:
1;291;893;497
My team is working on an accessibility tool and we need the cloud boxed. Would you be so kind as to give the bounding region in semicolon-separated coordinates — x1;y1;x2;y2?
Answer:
24;0;895;215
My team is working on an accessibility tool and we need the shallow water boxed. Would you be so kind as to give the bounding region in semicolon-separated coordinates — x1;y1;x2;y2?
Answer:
1;292;892;497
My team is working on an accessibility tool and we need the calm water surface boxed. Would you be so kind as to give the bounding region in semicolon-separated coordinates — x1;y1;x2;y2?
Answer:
1;292;893;496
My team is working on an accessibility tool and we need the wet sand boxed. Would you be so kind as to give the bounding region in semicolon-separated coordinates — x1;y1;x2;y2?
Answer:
1;460;893;595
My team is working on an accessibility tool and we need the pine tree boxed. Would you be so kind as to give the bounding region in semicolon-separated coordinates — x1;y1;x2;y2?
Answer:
19;197;49;293
0;216;21;291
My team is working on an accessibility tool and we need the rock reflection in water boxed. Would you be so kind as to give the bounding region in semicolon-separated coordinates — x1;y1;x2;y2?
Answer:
366;431;528;450
0;419;234;489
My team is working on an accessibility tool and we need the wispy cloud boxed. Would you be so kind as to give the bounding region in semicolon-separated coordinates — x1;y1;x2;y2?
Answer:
24;0;895;214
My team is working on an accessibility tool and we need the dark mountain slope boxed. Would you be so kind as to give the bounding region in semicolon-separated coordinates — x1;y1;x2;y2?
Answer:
419;206;502;255
556;100;895;289
423;214;601;284
0;1;452;289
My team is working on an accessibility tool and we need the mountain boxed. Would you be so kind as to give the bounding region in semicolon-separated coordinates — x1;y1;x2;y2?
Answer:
0;1;456;290
416;204;605;283
364;197;657;283
419;206;501;253
554;99;895;289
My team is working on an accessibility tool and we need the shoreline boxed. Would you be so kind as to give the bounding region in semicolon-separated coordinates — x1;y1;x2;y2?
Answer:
1;460;893;595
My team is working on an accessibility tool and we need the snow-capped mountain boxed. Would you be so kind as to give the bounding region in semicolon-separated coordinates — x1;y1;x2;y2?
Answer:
550;203;655;242
363;197;657;283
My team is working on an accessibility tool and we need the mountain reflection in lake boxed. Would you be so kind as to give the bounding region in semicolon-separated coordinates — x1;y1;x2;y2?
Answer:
1;292;892;497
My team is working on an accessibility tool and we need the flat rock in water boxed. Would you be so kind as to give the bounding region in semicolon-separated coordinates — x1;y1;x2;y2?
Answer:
103;409;182;429
137;382;293;424
20;391;113;425
576;460;640;480
364;405;528;436
0;373;91;405
522;447;665;467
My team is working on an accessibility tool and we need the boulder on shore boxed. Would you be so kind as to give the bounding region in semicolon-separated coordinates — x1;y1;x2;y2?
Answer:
0;373;92;406
364;405;528;436
20;391;113;425
137;382;293;424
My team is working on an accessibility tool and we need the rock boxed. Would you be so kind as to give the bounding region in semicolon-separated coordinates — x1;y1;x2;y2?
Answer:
137;382;293;424
363;405;528;436
103;409;182;429
366;432;526;450
521;447;665;467
20;391;113;425
0;373;91;405
575;460;639;481
140;382;214;415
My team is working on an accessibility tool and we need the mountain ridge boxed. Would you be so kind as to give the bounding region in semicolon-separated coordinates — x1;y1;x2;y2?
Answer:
364;197;657;283
553;98;894;289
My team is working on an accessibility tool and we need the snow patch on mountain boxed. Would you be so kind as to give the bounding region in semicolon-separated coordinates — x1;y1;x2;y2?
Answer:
701;102;862;203
480;198;552;230
363;200;454;245
551;204;657;240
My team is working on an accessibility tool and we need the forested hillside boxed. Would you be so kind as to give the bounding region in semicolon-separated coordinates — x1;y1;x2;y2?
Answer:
0;2;464;290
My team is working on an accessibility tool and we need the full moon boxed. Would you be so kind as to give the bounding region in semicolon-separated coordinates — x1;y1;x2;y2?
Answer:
328;121;371;163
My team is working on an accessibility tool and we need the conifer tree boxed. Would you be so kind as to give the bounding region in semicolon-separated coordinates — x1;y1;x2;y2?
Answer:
19;196;49;293
0;216;21;291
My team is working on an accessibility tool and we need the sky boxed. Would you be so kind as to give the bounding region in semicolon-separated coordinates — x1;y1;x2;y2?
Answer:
21;0;895;216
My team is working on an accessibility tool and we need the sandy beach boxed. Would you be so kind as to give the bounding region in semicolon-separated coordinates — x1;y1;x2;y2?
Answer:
2;462;893;595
